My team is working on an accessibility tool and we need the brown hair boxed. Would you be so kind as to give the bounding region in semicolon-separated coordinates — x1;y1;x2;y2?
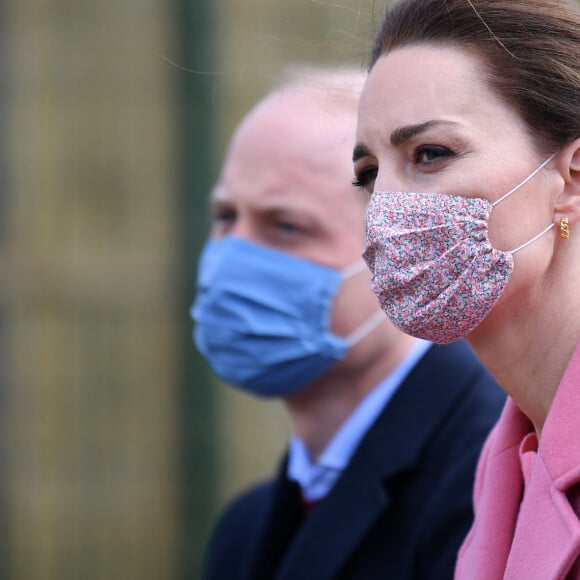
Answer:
371;0;580;151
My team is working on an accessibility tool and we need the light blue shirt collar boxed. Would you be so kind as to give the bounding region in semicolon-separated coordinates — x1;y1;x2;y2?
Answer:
287;339;432;501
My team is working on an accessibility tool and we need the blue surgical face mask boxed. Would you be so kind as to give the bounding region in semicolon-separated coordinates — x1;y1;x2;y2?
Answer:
191;236;385;398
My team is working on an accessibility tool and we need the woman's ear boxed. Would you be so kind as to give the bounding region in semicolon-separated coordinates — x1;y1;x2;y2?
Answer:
553;137;580;227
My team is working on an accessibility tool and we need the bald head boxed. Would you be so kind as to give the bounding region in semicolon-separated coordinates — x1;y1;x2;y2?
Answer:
223;67;367;218
212;66;370;268
268;65;367;117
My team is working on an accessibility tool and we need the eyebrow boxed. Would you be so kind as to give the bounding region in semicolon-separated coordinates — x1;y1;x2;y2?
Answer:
352;143;370;163
210;197;319;222
353;120;460;162
391;119;462;145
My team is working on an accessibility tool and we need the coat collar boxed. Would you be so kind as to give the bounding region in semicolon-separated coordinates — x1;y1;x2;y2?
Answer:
457;340;580;580
505;341;580;578
541;341;580;484
253;340;485;580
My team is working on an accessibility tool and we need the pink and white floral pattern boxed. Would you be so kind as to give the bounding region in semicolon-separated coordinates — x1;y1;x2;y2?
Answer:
364;191;514;344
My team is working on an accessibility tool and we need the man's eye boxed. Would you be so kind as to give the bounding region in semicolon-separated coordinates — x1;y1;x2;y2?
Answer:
276;221;299;233
213;211;236;224
413;145;454;165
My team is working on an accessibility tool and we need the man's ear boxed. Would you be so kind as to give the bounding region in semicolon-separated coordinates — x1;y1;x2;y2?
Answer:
553;137;580;227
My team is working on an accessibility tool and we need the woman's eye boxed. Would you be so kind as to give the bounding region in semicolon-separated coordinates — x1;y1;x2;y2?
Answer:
352;166;378;191
413;145;454;166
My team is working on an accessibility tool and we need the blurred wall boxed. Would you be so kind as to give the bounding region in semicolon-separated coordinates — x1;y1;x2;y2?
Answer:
2;1;183;579
0;0;379;578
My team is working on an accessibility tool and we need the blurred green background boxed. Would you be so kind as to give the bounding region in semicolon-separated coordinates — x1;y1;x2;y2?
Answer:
0;0;378;578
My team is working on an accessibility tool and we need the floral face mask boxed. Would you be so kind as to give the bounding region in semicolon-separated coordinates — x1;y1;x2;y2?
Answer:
364;155;555;344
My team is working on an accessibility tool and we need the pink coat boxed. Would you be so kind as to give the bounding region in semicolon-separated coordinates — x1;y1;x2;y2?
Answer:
455;343;580;580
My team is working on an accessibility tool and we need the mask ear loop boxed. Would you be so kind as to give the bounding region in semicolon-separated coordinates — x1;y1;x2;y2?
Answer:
509;223;555;254
339;258;386;345
492;154;556;208
490;154;557;255
346;310;386;346
341;258;367;279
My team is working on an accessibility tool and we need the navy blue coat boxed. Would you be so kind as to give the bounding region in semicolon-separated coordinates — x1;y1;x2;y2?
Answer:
203;340;505;580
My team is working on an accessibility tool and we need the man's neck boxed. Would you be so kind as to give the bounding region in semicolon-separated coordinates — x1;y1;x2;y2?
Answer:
285;332;419;460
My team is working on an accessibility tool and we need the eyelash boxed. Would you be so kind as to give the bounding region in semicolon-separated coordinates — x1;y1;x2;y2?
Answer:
353;144;456;190
412;145;455;165
352;167;377;190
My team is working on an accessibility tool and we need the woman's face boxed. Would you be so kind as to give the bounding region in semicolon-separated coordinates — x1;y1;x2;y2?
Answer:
355;43;562;336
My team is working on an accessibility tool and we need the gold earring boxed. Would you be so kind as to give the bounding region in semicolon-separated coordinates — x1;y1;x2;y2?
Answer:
560;216;570;240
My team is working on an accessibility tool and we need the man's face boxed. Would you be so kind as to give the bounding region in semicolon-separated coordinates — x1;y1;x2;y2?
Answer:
209;90;367;270
208;88;377;338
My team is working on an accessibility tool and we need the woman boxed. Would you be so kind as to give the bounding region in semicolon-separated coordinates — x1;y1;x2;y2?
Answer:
353;0;580;578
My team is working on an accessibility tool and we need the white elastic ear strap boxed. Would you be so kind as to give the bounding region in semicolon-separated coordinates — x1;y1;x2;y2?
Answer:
346;310;386;346
498;153;557;254
493;153;556;208
510;223;555;254
341;258;367;279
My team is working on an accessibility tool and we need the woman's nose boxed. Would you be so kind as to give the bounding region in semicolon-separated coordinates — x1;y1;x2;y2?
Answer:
373;165;408;193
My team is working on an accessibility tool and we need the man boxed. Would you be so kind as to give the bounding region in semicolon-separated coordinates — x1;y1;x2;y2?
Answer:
192;67;505;580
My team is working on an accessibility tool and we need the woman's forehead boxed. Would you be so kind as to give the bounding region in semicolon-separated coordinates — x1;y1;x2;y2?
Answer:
357;44;522;142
